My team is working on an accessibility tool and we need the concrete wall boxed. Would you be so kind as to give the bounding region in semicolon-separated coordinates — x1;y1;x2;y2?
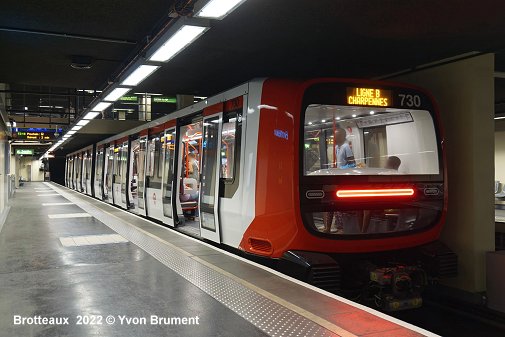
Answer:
11;155;45;182
393;54;495;293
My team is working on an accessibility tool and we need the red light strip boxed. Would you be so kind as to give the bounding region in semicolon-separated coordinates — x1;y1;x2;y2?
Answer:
336;188;415;198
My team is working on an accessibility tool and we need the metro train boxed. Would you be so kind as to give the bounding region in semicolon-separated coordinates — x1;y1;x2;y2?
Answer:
64;78;457;311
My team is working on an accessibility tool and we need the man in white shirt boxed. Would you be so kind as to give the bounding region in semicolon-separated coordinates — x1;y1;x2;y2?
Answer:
335;127;355;168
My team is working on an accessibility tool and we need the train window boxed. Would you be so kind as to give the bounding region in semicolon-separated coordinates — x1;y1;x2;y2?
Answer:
96;149;102;180
163;129;176;218
303;105;440;176
200;116;219;231
146;132;163;188
138;138;147;208
114;148;121;179
220;115;236;180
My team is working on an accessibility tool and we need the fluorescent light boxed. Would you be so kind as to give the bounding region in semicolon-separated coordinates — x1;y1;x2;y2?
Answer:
91;102;112;112
149;25;207;62
196;0;246;19
336;117;341;120
370;111;375;115
121;65;159;86
71;125;83;131
352;114;357;117
76;119;90;126
84;112;100;119
67;131;76;135
495;116;505;120
104;87;131;102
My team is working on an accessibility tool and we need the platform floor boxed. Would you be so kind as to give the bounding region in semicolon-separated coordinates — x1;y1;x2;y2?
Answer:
0;182;437;337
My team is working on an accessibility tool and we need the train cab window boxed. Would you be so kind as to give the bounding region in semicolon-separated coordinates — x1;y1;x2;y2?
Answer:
303;105;440;176
302;104;443;237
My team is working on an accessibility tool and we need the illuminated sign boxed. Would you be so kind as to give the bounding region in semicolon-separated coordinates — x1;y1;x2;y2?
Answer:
346;87;391;107
119;95;139;102
15;149;34;155
153;96;176;103
12;128;62;140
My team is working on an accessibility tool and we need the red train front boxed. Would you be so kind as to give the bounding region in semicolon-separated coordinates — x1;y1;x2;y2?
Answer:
238;79;456;311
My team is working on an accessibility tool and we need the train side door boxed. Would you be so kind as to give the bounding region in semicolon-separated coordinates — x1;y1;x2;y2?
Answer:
120;141;129;209
106;146;114;204
199;113;222;242
137;136;148;216
162;128;176;227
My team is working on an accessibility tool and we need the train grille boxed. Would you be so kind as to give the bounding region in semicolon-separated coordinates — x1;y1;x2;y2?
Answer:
249;238;273;254
309;265;341;292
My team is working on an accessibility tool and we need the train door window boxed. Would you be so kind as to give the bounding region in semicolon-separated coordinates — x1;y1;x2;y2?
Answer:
200;116;220;231
96;149;103;191
106;147;114;196
113;147;121;183
220;111;242;197
82;153;87;180
220;116;236;179
163;129;176;218
146;132;163;188
120;142;128;201
138;137;147;208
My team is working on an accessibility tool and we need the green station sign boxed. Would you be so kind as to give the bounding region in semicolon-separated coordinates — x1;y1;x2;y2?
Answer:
16;149;34;155
153;96;176;104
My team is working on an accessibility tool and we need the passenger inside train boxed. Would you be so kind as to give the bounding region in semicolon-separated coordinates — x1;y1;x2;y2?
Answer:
178;121;202;235
303;105;441;236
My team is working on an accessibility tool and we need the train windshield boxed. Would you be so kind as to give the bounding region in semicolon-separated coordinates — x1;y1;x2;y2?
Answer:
301;84;444;237
303;106;440;176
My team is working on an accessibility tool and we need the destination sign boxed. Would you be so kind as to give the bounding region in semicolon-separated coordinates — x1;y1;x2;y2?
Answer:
346;87;391;107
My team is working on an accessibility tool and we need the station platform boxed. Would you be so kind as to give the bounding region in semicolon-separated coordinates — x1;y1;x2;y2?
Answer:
0;182;438;337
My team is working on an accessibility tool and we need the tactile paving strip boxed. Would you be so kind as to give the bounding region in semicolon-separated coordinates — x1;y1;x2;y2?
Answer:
48;184;340;337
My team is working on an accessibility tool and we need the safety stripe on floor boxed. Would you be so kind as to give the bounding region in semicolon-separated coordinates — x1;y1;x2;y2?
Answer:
38;193;61;196
48;213;92;219
42;202;75;206
47;183;349;337
59;234;128;247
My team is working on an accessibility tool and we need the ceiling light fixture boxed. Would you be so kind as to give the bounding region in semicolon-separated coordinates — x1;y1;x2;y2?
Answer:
76;120;90;126
148;25;208;62
91;102;112;112
121;65;159;86
104;87;131;102
195;0;246;19
67;131;76;135
84;112;100;120
71;125;83;131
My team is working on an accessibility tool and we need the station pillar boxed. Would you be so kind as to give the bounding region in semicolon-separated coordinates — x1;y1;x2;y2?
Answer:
392;54;495;293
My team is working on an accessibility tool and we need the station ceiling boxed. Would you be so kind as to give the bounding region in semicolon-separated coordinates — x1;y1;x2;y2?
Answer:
2;0;505;152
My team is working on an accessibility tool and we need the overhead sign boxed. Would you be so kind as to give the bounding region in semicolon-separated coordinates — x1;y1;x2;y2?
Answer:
15;149;34;155
119;95;139;102
11;128;62;140
346;87;391;107
153;96;176;104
